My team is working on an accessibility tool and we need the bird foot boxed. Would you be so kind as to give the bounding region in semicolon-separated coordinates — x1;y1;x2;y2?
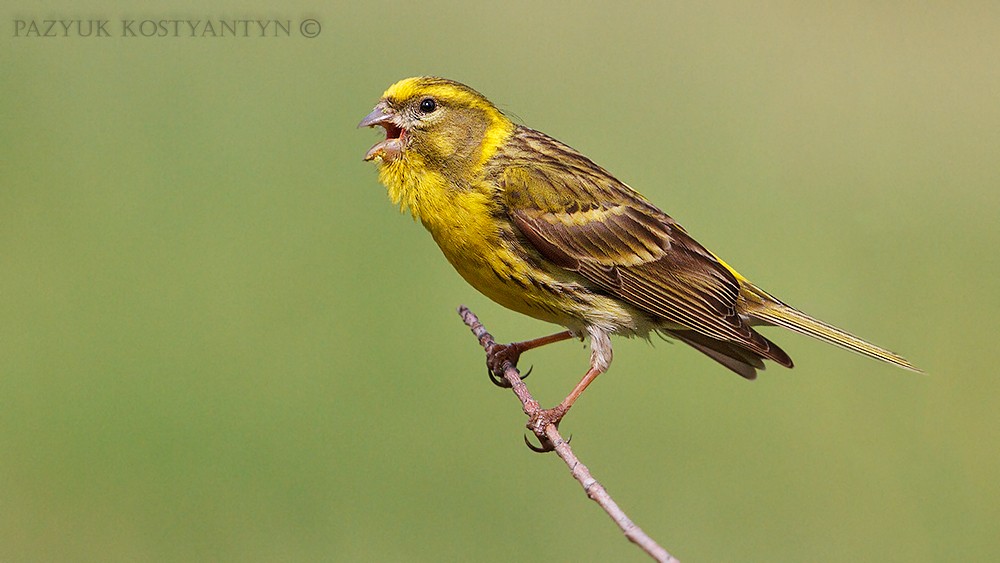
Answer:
523;406;568;452
485;342;524;387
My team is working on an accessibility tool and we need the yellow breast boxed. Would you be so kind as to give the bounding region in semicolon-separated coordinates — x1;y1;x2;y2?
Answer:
372;116;640;335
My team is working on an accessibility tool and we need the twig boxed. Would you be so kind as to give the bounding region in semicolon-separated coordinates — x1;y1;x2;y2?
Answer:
458;306;680;563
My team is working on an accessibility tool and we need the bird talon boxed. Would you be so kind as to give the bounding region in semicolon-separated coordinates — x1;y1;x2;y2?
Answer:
523;433;556;453
522;406;567;453
486;366;512;388
485;342;523;384
521;365;533;380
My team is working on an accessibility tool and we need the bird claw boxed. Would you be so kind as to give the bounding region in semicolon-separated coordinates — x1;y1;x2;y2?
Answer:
486;342;524;387
522;406;568;452
486;362;532;388
523;429;571;453
523;433;554;453
486;366;511;388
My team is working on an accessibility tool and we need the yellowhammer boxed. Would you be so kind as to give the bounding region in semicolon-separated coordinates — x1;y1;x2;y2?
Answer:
359;77;918;429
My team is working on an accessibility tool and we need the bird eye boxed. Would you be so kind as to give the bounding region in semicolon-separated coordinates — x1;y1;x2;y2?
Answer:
419;98;437;113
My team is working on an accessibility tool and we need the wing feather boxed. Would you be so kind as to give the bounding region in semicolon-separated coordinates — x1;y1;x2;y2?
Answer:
498;126;791;368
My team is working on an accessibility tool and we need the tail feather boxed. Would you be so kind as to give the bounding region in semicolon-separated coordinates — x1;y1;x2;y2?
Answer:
740;283;921;373
665;328;778;380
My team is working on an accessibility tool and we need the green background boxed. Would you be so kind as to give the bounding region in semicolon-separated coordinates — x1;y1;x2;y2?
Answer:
3;2;998;561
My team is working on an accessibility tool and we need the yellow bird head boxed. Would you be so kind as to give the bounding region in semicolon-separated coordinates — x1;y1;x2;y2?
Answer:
358;77;513;175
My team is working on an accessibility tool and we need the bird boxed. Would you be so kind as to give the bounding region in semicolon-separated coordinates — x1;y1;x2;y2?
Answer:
359;76;918;434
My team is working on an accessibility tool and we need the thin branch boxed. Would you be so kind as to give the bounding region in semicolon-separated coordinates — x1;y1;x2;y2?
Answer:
458;306;680;563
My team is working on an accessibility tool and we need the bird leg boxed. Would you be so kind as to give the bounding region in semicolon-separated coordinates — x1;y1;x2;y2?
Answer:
525;327;612;452
525;365;605;450
485;330;574;387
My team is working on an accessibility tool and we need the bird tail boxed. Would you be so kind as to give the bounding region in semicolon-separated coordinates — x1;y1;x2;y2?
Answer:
739;282;922;373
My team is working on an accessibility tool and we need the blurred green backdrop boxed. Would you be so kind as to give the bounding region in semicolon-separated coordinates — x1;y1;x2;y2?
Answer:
3;1;998;561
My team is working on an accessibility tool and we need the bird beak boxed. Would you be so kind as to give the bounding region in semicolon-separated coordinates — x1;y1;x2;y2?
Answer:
358;102;391;129
359;102;404;162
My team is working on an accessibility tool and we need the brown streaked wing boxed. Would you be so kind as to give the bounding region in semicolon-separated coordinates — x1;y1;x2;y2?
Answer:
498;126;791;365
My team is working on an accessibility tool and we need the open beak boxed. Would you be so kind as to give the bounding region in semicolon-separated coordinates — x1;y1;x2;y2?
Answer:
358;102;404;162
